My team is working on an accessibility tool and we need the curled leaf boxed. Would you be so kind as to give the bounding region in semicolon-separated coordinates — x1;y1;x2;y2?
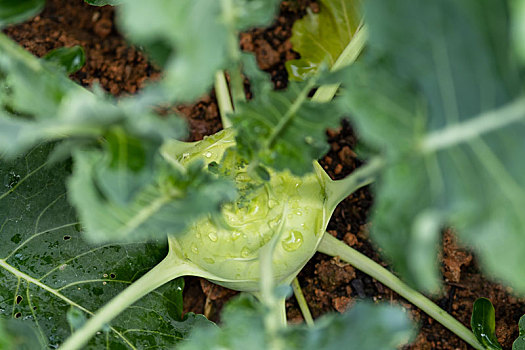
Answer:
286;0;362;81
471;298;502;349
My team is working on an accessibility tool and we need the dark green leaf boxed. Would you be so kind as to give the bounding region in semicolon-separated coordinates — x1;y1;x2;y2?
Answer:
0;144;209;348
471;298;502;349
232;79;342;175
0;318;45;349
340;0;525;292
43;46;86;74
286;0;362;81
0;0;44;28
180;295;414;350
0;318;47;350
513;315;525;350
84;0;122;6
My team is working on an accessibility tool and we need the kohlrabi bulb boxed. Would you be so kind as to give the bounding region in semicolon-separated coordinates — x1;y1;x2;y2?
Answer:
162;129;333;292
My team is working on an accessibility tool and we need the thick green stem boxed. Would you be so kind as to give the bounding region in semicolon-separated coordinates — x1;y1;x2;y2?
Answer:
214;71;234;128
318;234;484;350
292;278;314;326
59;253;198;350
311;25;368;103
325;156;384;212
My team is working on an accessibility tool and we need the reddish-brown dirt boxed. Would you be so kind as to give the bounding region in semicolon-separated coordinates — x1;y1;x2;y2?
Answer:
4;0;524;348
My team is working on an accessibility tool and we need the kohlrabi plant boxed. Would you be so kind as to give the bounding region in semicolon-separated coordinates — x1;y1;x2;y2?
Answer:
1;0;524;349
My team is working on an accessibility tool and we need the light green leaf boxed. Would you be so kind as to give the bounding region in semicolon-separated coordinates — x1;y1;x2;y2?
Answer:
43;46;86;74
513;315;525;350
180;295;414;350
69;149;237;242
0;0;44;28
286;0;362;81
471;298;503;349
0;144;210;349
116;0;280;102
340;0;525;292
231;77;342;175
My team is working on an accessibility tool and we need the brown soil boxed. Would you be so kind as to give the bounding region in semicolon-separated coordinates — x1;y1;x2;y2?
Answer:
4;0;524;349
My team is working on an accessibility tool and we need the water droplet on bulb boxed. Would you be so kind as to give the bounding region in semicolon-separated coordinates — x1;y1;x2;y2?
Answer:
241;247;250;258
268;217;280;228
203;257;215;264
208;231;218;242
282;231;304;252
191;244;199;254
231;231;241;241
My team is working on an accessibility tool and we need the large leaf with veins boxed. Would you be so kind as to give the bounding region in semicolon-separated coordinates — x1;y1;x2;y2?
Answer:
0;144;209;349
341;0;525;292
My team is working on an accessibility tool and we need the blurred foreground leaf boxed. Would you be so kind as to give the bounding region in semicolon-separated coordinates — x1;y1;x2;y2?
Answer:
340;0;525;292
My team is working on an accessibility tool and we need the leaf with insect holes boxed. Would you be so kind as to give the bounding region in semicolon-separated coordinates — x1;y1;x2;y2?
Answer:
286;0;362;81
340;0;525;292
231;77;342;175
0;144;212;349
471;298;502;349
180;294;414;350
116;0;280;102
0;0;44;28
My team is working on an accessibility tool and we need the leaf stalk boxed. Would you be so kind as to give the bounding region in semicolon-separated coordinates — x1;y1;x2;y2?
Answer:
317;233;484;350
59;252;200;350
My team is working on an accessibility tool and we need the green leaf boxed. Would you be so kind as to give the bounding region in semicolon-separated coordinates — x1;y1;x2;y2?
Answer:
471;298;503;349
0;33;117;156
232;78;342;175
180;295;414;350
513;315;525;350
340;0;525;292
69;149;237;242
0;144;210;349
0;0;44;28
43;46;86;74
286;0;362;81
116;0;280;102
0;318;45;349
84;0;122;6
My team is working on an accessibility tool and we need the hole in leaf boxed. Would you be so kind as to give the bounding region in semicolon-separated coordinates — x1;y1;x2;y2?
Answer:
33;306;37;311
109;273;116;279
63;235;71;241
15;295;22;304
14;312;21;319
